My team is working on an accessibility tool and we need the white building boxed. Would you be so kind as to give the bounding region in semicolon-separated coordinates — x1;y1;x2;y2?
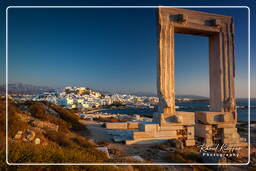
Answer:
57;97;74;106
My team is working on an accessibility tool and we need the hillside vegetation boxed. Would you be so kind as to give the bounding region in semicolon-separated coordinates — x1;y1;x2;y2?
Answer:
0;98;162;170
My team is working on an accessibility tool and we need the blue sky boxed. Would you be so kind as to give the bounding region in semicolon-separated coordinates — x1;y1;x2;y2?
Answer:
0;0;255;98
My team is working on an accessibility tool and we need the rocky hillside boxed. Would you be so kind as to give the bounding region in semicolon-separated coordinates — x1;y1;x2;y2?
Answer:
1;99;107;168
0;98;163;170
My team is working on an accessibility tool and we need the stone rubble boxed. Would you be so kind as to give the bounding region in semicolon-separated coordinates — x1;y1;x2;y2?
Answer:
34;138;41;145
24;129;36;141
14;131;23;140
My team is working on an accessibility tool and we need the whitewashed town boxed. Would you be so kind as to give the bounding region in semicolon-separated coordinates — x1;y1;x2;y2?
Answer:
10;86;159;110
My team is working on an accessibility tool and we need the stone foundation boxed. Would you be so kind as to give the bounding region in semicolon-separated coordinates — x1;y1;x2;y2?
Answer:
105;111;247;147
124;112;196;146
195;111;247;147
105;121;195;145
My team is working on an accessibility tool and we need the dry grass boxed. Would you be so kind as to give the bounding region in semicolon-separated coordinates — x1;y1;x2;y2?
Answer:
28;101;71;132
96;140;110;147
165;149;212;171
165;149;201;163
43;101;87;131
0;99;165;170
8;141;108;163
8;104;27;137
0;99;116;170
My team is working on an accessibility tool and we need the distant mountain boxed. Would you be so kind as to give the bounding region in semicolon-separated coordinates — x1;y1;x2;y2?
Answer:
0;83;210;99
0;83;56;95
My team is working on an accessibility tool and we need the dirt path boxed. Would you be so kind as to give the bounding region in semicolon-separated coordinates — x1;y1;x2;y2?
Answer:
77;119;171;162
78;120;113;143
75;120;200;170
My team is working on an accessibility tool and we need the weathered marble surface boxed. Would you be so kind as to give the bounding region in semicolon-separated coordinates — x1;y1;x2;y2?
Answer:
106;8;246;147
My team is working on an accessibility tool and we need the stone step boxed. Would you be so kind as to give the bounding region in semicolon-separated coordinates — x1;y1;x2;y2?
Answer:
157;130;177;137
139;123;159;132
133;130;177;139
133;132;152;139
159;125;184;131
125;137;177;145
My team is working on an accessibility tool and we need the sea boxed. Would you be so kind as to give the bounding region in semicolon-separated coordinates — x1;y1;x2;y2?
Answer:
99;99;256;122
